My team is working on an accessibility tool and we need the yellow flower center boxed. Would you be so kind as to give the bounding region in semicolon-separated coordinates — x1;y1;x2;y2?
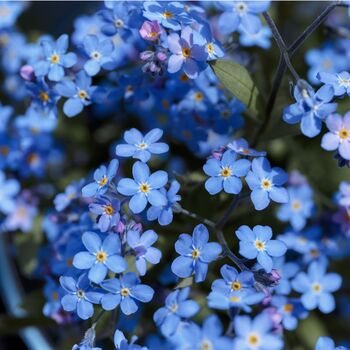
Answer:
91;51;101;60
182;47;191;58
0;145;9;156
139;182;150;193
221;110;230;119
339;128;350;140
255;239;265;251
76;289;85;298
207;43;214;54
78;90;88;99
148;31;158;38
191;248;200;259
27;153;39;165
96;251;107;262
283;303;294;313
292;200;301;211
39;91;49;102
312;283;322;293
66;258;73;267
115;19;124;28
50;54;60;64
170;303;178;312
310;248;319;257
163;11;173;19
99;176;108;187
120;287;130;297
322;59;332;69
231;281;242;291
220;166;232;178
137;142;148;150
104;204;114;215
247;333;260;346
51;291;59;301
261;179;272;190
179;74;189;82
201;340;213;350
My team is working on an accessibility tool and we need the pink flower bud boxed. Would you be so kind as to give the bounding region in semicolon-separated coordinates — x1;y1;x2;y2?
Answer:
20;65;35;81
139;20;161;41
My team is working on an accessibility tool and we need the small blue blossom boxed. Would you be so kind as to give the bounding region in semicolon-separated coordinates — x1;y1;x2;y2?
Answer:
147;180;181;226
117;161;168;214
232;313;284;350
55;70;97;117
34;34;77;82
0;171;20;214
245;157;288;210
73;231;127;283
315;337;348;350
127;229;161;276
82;159;119;198
277;184;315;231
82;35;114;76
236;225;287;272
217;1;271;35
292;261;342;313
238;25;272;49
317;71;350;97
54;180;83;211
59;274;102;320
116;128;169;162
89;197;121;232
100;272;154;315
0;1;24;29
283;82;337;138
114;329;148;350
167;26;208;79
153;287;199;337
227;138;266;157
171;224;222;282
203;150;251;195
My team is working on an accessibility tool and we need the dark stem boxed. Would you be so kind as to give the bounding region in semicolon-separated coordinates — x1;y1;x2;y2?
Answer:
216;194;241;230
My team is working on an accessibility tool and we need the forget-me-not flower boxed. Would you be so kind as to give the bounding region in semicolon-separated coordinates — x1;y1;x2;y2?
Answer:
89;197;121;232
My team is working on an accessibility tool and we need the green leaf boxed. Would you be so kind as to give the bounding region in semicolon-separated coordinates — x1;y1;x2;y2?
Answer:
210;60;263;117
296;314;328;348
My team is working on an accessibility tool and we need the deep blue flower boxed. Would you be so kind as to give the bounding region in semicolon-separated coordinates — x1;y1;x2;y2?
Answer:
73;231;127;283
126;229;161;276
277;184;314;231
232;313;284;350
171;224;222;282
100;272;154;315
147;180;181;226
82;159;119;197
83;35;114;76
55;70;97;117
203;150;250;195
34;34;77;82
153;287;199;336
292;261;341;313
59;273;102;320
283;83;337;138
245;157;288;210
217;1;271;35
89;197;121;232
236;225;287;272
117;161;168;214
116;128;169;162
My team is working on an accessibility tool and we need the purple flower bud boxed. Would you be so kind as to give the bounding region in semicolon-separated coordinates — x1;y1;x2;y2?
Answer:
156;51;167;61
139;20;162;41
20;65;35;81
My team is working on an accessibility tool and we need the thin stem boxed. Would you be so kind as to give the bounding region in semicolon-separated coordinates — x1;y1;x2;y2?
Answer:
216;195;241;230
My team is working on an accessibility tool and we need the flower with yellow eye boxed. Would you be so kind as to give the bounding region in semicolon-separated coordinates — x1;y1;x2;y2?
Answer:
73;231;127;284
203;150;250;195
82;158;118;198
246;157;288;211
89;197;121;232
236;225;287;273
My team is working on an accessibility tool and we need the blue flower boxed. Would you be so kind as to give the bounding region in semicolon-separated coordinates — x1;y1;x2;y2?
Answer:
272;257;299;295
100;272;154;315
116;128;169;162
203;150;251;195
292;261;342;313
232;313;284;350
55;70;97;117
0;1;24;29
117;161;168;214
82;159;119;198
317;71;350;97
227;138;266;157
167;26;208;79
283;83;337;138
238;25;272;49
73;231;127;283
89;197;121;232
171;224;222;282
143;1;188;31
245;157;288;210
180;315;232;350
147;180;181;226
127;229;161;276
0;171;20;214
217;1;271;35
54;180;83;211
114;329;147;350
153;287;199;337
236;225;287;272
59;273;102;320
83;35;114;76
34;34;77;82
315;337;348;350
277;184;315;231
